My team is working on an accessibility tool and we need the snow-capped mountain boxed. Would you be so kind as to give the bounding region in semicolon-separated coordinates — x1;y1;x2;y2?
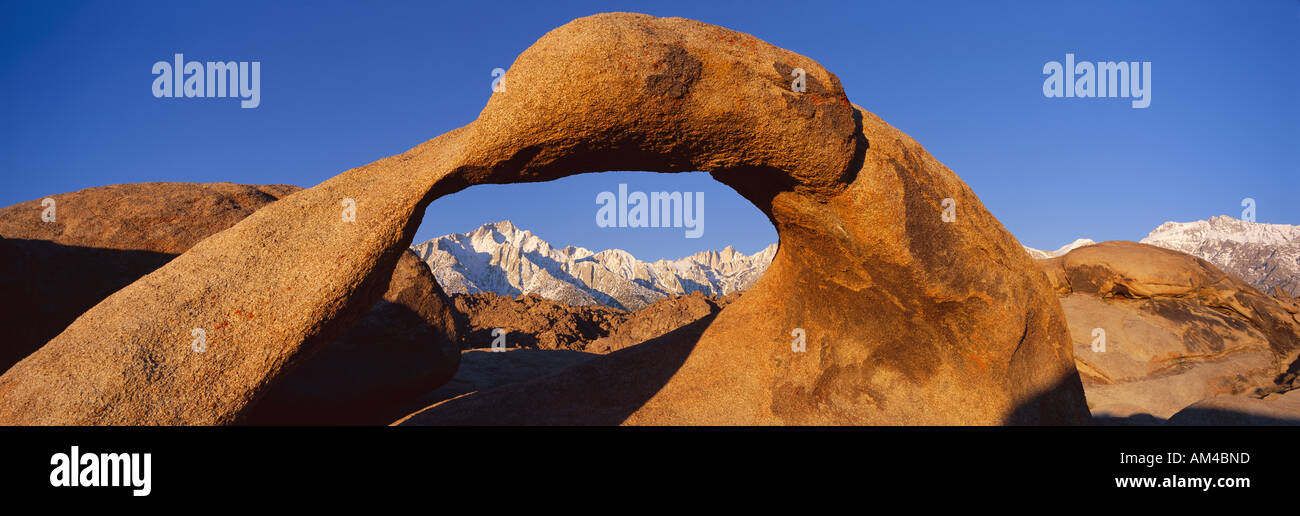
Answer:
1140;215;1300;296
411;221;778;310
1023;238;1096;259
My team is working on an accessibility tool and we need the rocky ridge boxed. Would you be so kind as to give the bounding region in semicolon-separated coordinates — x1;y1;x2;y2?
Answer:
450;290;733;353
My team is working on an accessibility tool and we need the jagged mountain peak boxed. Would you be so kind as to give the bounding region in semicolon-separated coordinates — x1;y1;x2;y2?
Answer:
1145;215;1300;246
412;221;778;310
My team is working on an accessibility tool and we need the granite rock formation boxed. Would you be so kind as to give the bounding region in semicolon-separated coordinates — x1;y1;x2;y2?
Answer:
1039;241;1300;421
0;183;460;425
0;182;299;372
0;13;1087;425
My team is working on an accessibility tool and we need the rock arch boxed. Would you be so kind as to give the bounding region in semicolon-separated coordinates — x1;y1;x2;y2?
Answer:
0;13;1088;425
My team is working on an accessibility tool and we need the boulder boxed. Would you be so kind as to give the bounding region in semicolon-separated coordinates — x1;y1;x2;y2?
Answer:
0;183;459;424
0;13;1087;425
0;182;300;372
585;291;726;353
1039;241;1300;420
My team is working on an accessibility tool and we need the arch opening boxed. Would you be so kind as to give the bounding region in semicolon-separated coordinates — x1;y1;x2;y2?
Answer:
411;170;778;349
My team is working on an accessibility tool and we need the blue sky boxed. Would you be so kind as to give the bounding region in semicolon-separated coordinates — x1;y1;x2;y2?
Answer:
2;0;1296;261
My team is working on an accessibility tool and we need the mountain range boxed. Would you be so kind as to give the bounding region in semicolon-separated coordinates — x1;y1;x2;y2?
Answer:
1140;215;1300;296
414;216;1298;312
1025;215;1300;296
411;221;777;310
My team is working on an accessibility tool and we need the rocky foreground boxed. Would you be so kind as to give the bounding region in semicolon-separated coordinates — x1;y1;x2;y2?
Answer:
2;182;1297;425
1;13;1291;426
0;182;460;425
405;241;1300;425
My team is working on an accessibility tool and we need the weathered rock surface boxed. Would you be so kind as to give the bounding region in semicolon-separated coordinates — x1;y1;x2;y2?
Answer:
0;183;460;425
586;291;729;353
0;13;1087;425
1039;241;1300;421
398;14;1088;425
1272;288;1300;330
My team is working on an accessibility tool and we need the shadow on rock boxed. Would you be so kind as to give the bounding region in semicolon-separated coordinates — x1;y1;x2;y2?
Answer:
395;314;715;425
1165;408;1300;426
242;299;459;426
0;238;174;373
1092;413;1168;426
1003;372;1093;425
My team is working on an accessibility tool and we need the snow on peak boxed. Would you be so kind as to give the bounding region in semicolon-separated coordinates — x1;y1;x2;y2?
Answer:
1023;238;1096;259
1140;216;1300;296
412;222;778;310
1142;216;1300;248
